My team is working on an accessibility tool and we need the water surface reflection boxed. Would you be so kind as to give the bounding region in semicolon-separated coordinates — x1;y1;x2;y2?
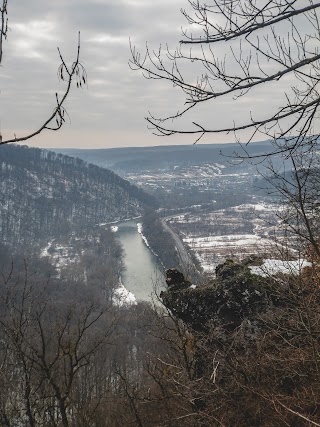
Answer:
114;219;165;302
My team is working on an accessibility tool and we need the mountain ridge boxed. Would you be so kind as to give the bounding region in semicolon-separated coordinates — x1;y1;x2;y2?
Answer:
0;144;156;250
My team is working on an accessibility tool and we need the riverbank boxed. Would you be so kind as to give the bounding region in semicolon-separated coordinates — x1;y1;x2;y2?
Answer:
107;219;165;303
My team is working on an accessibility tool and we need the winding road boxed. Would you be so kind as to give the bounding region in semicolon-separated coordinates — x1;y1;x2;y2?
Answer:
160;215;196;272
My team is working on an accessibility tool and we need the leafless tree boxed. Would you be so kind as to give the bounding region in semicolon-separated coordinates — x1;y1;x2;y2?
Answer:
0;0;86;146
261;146;320;257
130;1;320;156
0;262;115;427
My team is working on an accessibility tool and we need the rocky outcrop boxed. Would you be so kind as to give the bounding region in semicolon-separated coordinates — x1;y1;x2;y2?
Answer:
161;259;275;331
165;268;192;289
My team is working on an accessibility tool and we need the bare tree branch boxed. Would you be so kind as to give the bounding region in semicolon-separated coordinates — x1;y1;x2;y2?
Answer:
0;32;86;146
131;1;320;155
0;3;86;146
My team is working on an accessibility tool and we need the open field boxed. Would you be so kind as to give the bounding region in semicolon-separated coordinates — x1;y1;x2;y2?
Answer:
165;203;291;274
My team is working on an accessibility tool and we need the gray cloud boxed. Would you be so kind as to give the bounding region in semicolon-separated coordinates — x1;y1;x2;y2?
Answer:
0;0;296;149
0;0;193;147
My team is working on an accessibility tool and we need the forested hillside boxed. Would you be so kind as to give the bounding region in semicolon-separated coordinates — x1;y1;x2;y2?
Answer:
0;145;156;250
56;142;277;174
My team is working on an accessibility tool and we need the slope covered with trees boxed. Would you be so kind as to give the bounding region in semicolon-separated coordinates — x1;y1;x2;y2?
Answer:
0;144;156;250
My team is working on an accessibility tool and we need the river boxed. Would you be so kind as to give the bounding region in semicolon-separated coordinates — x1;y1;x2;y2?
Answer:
111;219;165;302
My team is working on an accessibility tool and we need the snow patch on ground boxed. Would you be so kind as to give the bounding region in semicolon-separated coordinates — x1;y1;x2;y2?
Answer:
192;252;216;273
40;241;80;269
40;240;54;257
137;222;151;248
183;234;270;249
113;284;137;307
250;259;312;277
232;203;275;212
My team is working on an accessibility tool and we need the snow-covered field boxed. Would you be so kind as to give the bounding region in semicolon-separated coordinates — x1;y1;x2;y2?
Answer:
250;259;312;277
184;234;269;249
168;203;298;275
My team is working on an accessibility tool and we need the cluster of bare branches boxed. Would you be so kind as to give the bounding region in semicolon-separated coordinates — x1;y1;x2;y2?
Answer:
0;1;86;146
111;276;320;427
130;1;320;152
262;146;320;258
131;0;320;262
0;260;117;427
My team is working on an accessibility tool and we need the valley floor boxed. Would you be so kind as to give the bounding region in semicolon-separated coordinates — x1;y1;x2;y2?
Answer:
164;202;303;276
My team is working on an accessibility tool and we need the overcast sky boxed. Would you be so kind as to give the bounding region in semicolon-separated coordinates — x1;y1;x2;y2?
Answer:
0;0;302;149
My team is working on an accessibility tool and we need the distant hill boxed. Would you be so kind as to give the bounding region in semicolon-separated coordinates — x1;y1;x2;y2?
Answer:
0;144;156;250
53;142;280;175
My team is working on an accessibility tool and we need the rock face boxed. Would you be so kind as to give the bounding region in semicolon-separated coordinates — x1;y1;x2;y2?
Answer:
165;268;191;289
161;260;273;331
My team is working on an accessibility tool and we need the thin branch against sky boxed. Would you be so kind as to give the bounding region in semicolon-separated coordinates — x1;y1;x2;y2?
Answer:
1;0;316;149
